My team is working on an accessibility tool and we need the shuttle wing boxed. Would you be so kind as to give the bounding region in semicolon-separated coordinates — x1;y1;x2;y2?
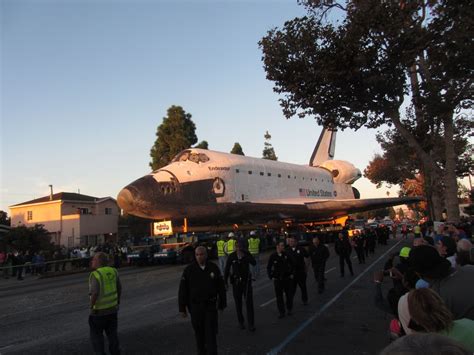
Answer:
305;197;423;215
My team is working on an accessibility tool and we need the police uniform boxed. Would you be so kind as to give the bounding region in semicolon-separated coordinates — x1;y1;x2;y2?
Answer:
179;261;226;355
224;250;256;330
267;251;295;317
89;266;121;355
286;245;309;304
335;235;354;277
308;242;330;293
353;233;366;264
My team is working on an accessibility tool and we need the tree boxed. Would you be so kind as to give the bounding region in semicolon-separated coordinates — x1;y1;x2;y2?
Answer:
149;106;198;171
194;140;209;150
398;208;405;220
364;124;472;219
230;142;245;156
260;0;473;222
262;131;278;161
0;211;10;226
3;224;54;253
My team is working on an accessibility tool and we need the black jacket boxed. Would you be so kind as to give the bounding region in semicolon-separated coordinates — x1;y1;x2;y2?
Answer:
178;261;226;313
308;244;330;267
267;251;295;281
224;251;256;285
286;246;309;273
335;237;352;256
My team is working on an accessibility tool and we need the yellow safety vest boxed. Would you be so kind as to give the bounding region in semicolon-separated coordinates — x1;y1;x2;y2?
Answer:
90;266;118;310
248;237;260;255
414;225;421;234
227;239;236;254
217;240;226;257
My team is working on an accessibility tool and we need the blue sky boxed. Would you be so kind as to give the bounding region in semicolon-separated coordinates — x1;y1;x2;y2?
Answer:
1;0;409;212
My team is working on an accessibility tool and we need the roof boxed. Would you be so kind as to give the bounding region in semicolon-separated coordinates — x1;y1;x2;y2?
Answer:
10;192;115;207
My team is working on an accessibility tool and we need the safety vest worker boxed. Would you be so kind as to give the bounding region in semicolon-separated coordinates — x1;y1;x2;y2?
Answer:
90;266;119;311
248;236;260;256
226;233;237;255
88;252;121;355
217;239;227;257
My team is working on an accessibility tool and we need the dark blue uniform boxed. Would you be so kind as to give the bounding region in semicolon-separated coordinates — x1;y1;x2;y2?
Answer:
179;261;226;355
267;251;295;317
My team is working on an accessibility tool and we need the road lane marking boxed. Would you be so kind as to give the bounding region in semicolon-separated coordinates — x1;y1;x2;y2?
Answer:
260;297;276;307
324;267;336;274
267;239;404;355
143;296;177;307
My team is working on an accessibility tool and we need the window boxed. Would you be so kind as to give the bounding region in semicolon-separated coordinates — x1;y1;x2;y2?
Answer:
236;169;240;173
260;172;264;176
171;150;210;164
248;171;252;175
288;175;291;179
268;173;272;177
27;211;33;221
105;208;112;215
278;174;281;178
79;208;90;215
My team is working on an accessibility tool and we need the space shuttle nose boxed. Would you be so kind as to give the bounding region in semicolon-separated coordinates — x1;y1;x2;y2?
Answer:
117;188;134;213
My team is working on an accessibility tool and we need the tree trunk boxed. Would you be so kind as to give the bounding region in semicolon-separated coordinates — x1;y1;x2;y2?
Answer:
390;112;446;220
443;115;460;222
422;161;444;221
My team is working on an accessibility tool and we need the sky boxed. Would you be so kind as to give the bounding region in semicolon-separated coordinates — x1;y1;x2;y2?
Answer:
0;0;444;213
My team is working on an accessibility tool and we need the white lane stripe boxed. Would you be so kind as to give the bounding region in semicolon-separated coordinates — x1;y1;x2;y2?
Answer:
142;295;177;307
324;267;336;274
266;239;404;355
260;297;276;308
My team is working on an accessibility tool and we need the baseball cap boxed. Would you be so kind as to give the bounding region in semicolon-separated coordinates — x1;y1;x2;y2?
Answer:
399;247;411;258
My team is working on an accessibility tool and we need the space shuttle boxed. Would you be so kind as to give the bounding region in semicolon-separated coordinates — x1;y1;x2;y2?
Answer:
117;128;421;225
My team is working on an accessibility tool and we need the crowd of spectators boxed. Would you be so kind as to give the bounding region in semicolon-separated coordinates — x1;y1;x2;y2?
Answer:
0;243;130;280
375;221;474;353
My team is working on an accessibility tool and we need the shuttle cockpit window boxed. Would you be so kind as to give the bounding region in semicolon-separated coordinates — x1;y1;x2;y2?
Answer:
172;150;210;164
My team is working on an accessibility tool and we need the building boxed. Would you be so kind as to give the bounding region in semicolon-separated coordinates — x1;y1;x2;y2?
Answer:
9;192;119;247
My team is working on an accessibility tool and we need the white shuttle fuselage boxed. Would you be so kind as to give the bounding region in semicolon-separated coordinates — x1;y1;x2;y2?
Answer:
118;129;421;224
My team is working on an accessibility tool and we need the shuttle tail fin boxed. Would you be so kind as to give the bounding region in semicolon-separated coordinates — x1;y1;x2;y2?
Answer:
309;127;337;167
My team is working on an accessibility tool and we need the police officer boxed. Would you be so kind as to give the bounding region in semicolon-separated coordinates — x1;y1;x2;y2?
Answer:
308;236;330;294
267;241;295;318
353;230;366;264
335;232;354;277
224;240;256;331
247;231;260;280
225;232;236;256
89;252;121;355
286;236;310;305
216;235;227;274
179;246;226;355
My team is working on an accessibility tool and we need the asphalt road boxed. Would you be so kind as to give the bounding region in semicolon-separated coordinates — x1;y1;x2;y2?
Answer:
0;236;409;355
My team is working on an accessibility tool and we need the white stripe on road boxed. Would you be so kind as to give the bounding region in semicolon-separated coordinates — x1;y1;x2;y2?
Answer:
267;239;404;355
142;296;177;307
260;297;276;308
324;267;336;274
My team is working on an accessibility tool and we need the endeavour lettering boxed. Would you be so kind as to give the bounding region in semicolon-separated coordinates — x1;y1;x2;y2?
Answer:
299;188;333;198
208;167;230;171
